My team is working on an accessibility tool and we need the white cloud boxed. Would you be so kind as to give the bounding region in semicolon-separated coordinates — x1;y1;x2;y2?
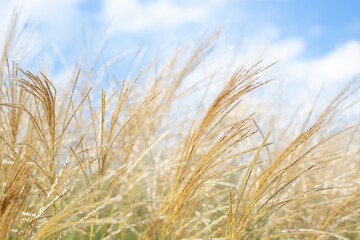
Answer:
103;0;209;33
285;40;360;89
264;38;305;62
181;36;360;109
17;0;83;43
238;36;360;91
0;0;84;47
0;0;88;69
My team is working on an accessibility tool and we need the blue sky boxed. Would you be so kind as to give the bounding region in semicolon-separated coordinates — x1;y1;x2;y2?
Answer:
0;0;359;96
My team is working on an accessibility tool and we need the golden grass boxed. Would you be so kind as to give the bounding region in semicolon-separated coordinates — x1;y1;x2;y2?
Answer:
0;19;359;240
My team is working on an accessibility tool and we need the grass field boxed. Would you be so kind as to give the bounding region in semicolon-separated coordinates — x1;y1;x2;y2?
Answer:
0;21;359;240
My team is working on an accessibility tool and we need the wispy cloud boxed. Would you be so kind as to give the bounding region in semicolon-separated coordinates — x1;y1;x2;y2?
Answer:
0;0;84;47
285;40;360;88
265;38;306;62
103;0;210;33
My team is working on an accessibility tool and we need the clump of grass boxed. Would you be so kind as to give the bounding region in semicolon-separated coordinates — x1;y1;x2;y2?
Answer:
0;19;359;240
